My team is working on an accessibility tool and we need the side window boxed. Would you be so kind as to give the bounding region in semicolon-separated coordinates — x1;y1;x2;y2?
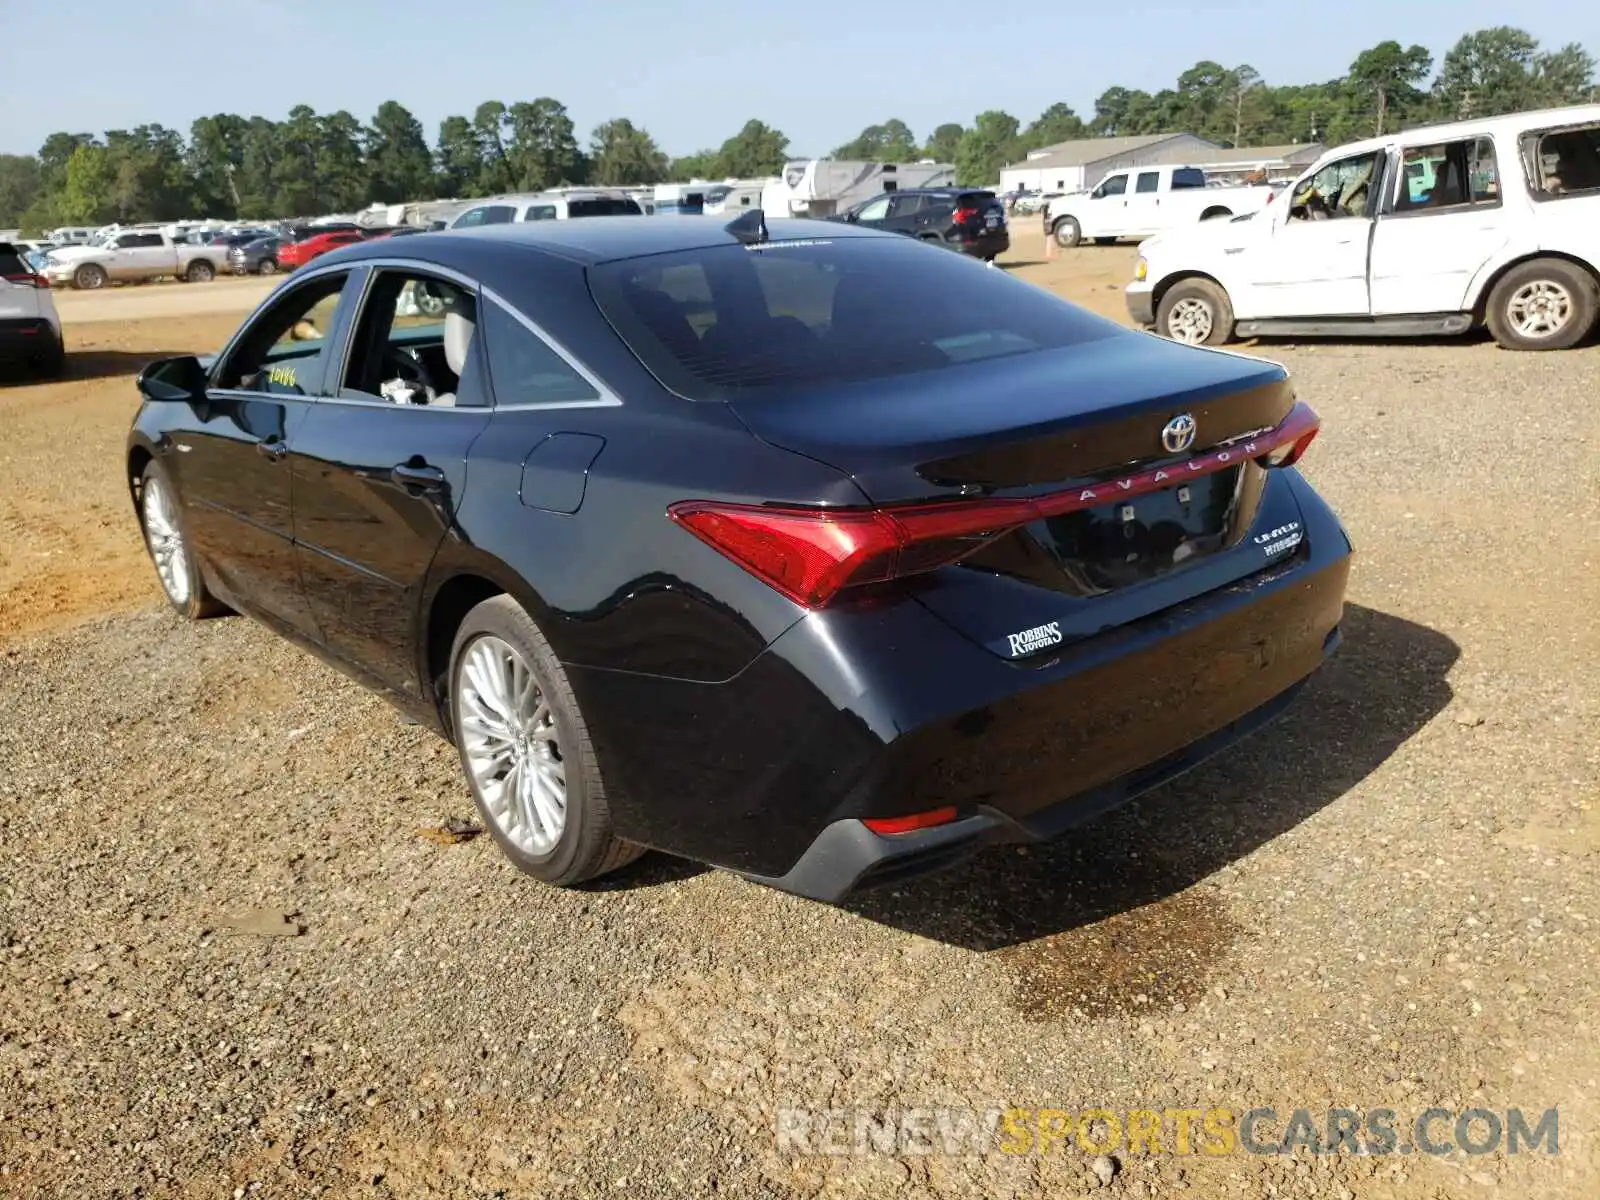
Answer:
1525;125;1600;198
140;234;165;247
481;299;601;406
1171;168;1207;189
1394;138;1500;213
522;205;558;221
1135;171;1161;194
115;234;139;248
1289;151;1383;221
340;271;484;407
455;205;516;228
855;195;893;222
1096;174;1127;198
217;273;350;395
889;193;926;217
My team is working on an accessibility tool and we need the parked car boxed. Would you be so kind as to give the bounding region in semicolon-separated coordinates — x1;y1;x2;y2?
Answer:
829;187;1010;261
447;190;644;228
126;217;1349;904
0;242;64;377
43;230;227;289
228;236;284;276
1126;103;1600;350
278;229;366;271
1045;165;1275;248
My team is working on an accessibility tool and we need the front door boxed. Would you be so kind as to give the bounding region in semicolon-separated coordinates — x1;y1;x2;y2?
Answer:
1242;148;1387;319
1369;135;1510;315
176;269;355;638
850;193;894;230
1124;169;1163;236
1086;172;1130;237
291;270;492;695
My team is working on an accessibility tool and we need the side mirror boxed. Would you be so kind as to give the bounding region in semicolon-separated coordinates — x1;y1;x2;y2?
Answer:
137;355;208;404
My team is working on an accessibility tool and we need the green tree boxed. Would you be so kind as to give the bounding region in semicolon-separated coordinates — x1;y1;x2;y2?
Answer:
589;119;668;185
58;144;115;224
1434;26;1542;118
832;118;918;161
435;115;481;197
716;120;789;176
188;114;249;217
1531;43;1598;106
922;122;965;163
954;110;1019;185
102;124;189;221
669;150;718;179
235;117;280;218
1348;41;1434;134
472;101;513;193
506;98;584;190
0;154;43;226
317;111;369;210
366;101;434;203
1019;103;1086;154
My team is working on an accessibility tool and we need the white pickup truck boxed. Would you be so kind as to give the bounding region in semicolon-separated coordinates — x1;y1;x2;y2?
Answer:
1043;165;1275;248
1126;103;1600;351
43;229;228;290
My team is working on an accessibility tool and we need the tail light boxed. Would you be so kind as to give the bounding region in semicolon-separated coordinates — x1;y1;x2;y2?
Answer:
864;807;959;835
4;273;49;289
671;402;1320;609
952;206;979;225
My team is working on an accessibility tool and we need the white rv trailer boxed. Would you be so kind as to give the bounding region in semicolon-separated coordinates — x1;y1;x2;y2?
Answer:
654;181;719;215
760;160;956;219
701;178;774;215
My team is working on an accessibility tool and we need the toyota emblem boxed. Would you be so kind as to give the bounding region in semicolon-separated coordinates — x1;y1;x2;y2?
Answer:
1161;414;1197;454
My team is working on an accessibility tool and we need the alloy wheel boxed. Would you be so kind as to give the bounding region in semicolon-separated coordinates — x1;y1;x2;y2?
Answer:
456;635;567;855
142;477;191;606
1506;281;1573;341
1166;297;1214;345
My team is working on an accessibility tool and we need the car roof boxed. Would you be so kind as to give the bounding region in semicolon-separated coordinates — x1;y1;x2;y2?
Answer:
1316;101;1600;163
318;215;888;268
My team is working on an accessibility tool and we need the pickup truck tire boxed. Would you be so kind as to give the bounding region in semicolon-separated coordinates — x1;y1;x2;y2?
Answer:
1156;278;1234;346
184;260;216;283
73;263;107;290
1485;259;1599;352
1051;216;1082;249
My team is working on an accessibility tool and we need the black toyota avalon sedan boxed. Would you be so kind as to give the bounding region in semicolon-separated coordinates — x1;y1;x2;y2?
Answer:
127;214;1349;903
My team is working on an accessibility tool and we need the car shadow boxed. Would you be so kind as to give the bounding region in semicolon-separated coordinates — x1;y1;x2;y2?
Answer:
840;603;1457;959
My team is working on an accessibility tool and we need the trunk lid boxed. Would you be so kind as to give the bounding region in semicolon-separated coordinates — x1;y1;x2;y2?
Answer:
730;334;1308;658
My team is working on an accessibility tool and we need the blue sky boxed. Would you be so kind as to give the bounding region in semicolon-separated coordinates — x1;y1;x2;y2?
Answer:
2;0;1594;157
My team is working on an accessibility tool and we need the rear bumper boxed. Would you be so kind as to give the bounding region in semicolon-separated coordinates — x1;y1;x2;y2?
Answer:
0;317;62;360
572;476;1352;895
957;230;1010;259
1126;282;1156;326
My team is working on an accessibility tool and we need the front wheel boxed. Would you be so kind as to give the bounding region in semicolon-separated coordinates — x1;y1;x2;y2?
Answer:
1052;216;1082;248
1155;278;1235;346
449;595;643;887
184;259;215;283
257;258;278;276
1484;259;1599;351
74;263;107;290
138;460;229;619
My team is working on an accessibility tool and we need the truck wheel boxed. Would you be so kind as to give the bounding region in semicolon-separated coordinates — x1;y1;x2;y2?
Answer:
1052;217;1082;248
1200;207;1233;221
74;263;107;291
1156;278;1235;346
185;260;216;283
1485;259;1599;351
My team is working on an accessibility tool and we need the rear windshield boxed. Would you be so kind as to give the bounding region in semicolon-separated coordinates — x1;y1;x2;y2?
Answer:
568;197;642;217
587;235;1120;400
0;245;28;275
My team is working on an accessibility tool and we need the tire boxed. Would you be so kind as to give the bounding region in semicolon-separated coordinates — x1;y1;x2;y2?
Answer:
137;459;229;620
1093;236;1117;246
1156;278;1235;346
1484;258;1599;352
184;259;216;283
449;595;643;887
1052;216;1081;248
74;263;107;290
256;258;278;276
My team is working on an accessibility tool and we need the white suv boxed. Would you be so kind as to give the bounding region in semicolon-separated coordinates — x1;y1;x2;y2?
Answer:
1126;103;1600;351
449;190;644;228
0;242;64;378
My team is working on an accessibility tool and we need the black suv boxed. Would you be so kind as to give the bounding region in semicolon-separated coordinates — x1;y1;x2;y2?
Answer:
830;188;1009;261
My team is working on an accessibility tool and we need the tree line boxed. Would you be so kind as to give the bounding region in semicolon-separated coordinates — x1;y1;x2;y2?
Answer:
0;25;1591;233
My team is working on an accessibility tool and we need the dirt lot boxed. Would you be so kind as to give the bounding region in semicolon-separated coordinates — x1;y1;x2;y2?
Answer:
2;228;1597;1198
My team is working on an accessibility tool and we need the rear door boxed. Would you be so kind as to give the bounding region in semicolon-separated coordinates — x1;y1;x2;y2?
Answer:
1369;136;1510;315
884;192;930;235
289;267;492;695
178;270;357;639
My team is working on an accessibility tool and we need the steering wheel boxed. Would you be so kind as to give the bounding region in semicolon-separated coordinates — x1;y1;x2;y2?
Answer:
382;345;437;395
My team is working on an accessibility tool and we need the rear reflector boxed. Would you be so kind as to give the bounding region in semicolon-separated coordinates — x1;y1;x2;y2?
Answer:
863;807;959;835
670;401;1321;609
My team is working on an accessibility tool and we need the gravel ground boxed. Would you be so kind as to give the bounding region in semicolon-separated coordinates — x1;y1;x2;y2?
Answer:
2;238;1598;1198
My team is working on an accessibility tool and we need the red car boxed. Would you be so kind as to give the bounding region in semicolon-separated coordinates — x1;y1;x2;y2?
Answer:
278;229;381;270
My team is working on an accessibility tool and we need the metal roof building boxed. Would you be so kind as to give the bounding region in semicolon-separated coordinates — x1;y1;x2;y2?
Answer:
999;135;1324;193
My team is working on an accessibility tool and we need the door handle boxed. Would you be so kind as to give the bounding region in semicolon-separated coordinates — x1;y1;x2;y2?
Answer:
256;438;288;461
391;462;446;492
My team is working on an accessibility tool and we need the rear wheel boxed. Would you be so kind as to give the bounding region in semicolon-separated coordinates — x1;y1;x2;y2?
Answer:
449;595;643;887
1156;278;1235;346
257;258;278;276
1485;259;1598;351
1052;216;1082;248
184;259;215;283
74;263;107;290
138;460;228;619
